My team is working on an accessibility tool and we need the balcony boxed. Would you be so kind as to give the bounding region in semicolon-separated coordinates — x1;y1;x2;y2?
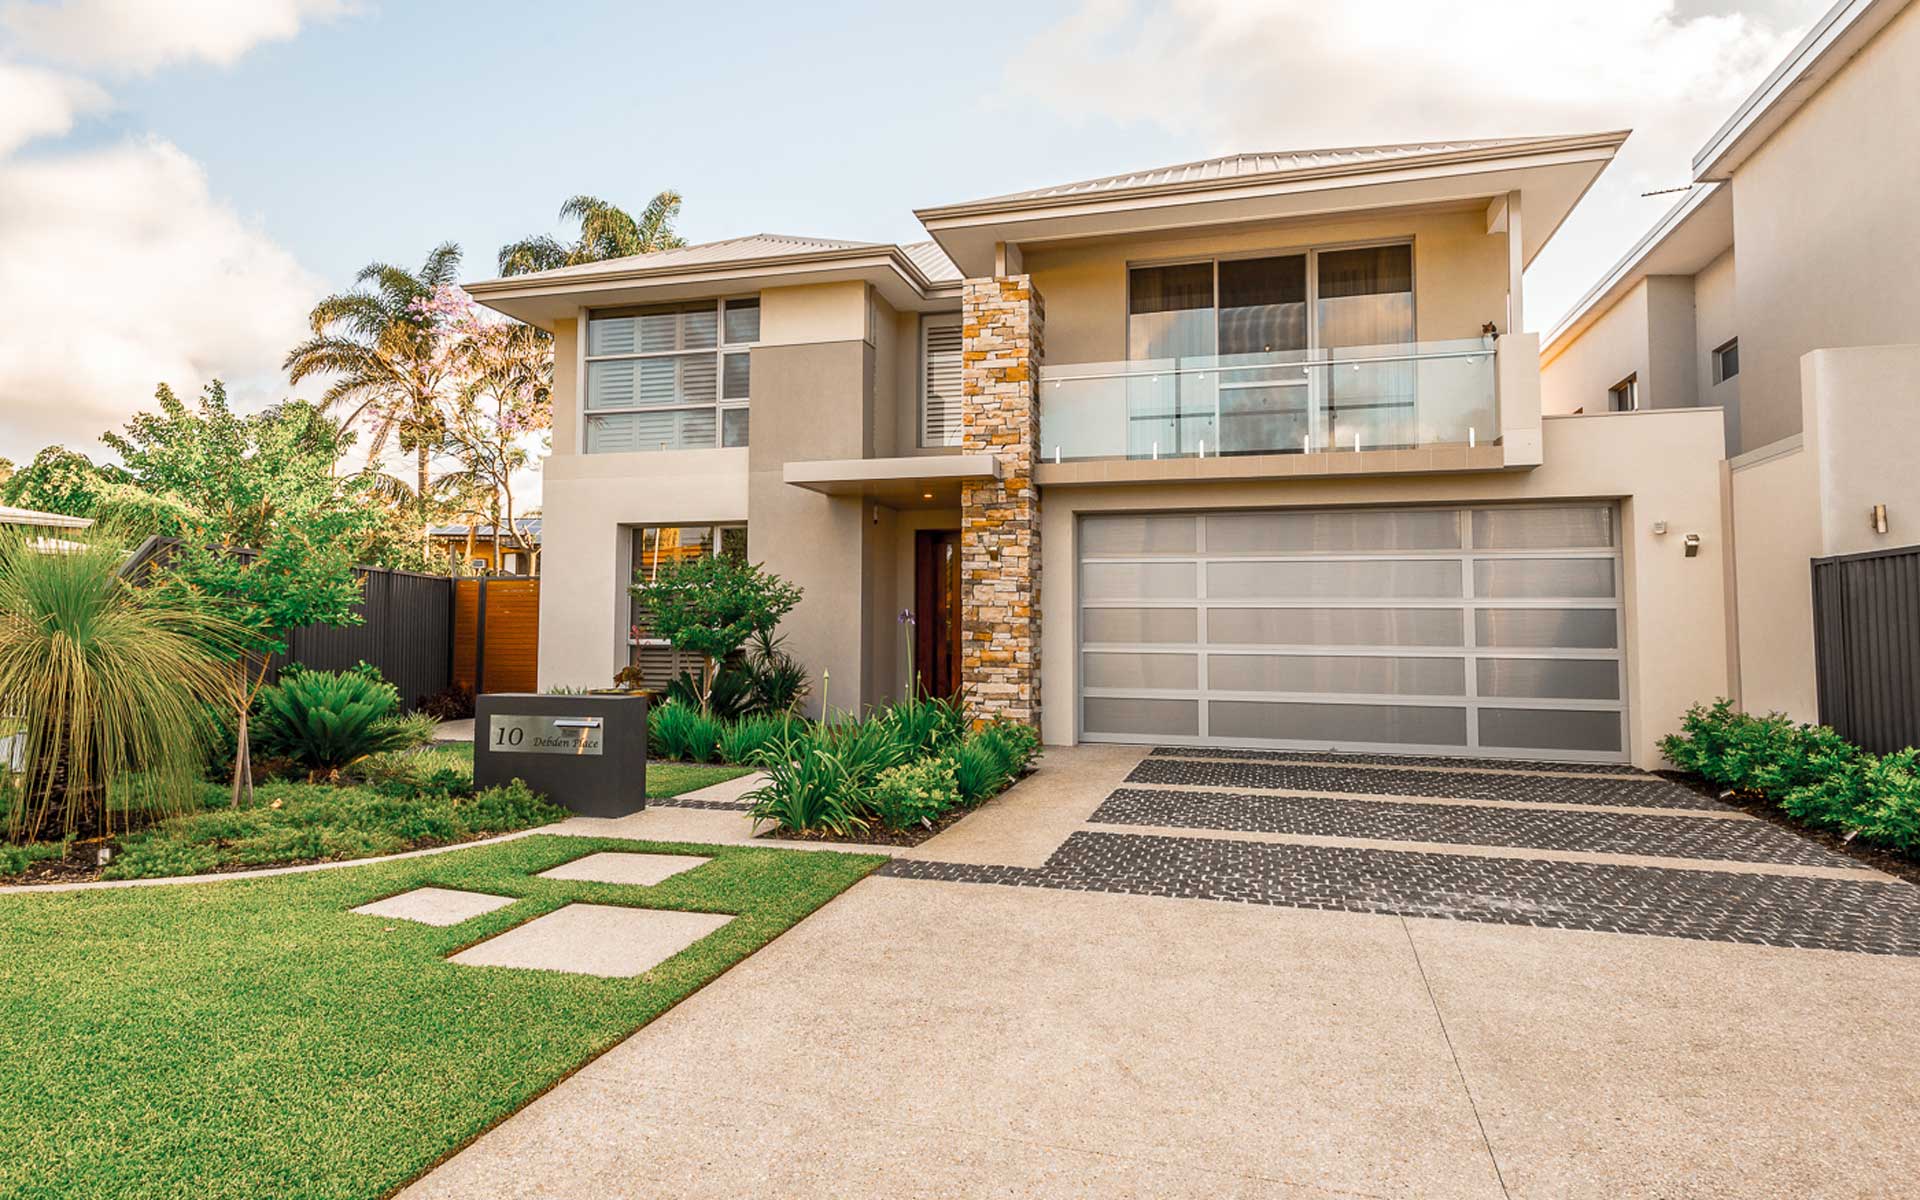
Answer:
1037;338;1502;468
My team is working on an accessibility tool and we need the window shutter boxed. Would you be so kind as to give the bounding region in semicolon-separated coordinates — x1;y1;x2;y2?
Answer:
921;320;965;447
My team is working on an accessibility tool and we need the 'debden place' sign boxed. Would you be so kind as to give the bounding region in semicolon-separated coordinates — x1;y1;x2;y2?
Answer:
488;714;605;756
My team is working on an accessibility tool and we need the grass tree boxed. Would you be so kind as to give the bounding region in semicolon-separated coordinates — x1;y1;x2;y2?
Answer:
497;193;686;276
629;556;802;712
284;243;467;548
0;535;240;842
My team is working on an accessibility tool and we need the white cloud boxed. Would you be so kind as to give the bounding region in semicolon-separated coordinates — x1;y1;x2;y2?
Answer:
1007;0;1816;327
0;0;347;73
0;138;322;455
0;59;106;154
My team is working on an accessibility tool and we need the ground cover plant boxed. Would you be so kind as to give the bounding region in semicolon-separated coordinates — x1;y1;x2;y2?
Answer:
1662;699;1920;852
0;834;882;1200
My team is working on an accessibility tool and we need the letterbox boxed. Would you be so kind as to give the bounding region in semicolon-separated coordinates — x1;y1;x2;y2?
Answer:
473;692;648;818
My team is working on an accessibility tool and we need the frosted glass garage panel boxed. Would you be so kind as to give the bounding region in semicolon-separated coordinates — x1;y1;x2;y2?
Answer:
1208;607;1464;647
1471;506;1613;549
1205;508;1460;555
1477;658;1621;700
1083;652;1199;690
1479;707;1622;753
1475;608;1618;649
1207;559;1462;599
1208;654;1466;696
1082;607;1198;644
1081;515;1197;556
1084;697;1199;737
1209;701;1468;745
1083;561;1196;600
1474;558;1616;599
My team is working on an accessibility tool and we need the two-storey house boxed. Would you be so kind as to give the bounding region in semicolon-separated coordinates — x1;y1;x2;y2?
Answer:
469;132;1736;768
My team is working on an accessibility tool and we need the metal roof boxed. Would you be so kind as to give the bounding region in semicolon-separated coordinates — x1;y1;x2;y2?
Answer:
940;137;1581;209
0;504;93;530
428;518;542;540
483;233;881;287
900;240;961;284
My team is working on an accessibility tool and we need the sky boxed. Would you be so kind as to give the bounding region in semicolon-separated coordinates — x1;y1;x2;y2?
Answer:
0;0;1832;500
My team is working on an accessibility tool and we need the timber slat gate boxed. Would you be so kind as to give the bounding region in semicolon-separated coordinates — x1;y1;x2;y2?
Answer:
1811;543;1920;754
453;577;541;696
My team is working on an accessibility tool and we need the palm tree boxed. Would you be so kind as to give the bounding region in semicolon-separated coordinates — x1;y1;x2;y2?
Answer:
497;192;686;276
283;243;464;542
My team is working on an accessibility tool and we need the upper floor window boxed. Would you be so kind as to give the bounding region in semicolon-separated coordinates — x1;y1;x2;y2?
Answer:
1712;337;1739;384
920;315;964;447
583;297;758;453
1608;374;1639;412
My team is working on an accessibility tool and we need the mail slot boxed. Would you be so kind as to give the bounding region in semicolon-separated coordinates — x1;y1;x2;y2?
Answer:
473;693;647;818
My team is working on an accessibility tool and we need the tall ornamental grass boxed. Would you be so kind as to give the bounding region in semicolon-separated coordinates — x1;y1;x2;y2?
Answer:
0;534;240;841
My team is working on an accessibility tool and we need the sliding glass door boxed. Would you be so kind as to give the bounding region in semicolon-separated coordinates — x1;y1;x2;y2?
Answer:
1125;243;1415;457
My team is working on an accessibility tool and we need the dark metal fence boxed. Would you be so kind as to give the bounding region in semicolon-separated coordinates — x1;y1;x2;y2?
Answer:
281;566;454;708
1811;543;1920;753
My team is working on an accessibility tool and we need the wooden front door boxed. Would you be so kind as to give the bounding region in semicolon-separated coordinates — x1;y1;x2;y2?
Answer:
914;530;963;700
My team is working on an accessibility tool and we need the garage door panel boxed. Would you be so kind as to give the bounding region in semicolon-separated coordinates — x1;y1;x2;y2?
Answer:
1085;697;1199;737
1473;558;1616;599
1478;707;1623;753
1083;607;1198;645
1209;700;1469;746
1206;558;1463;600
1477;657;1621;701
1205;508;1461;555
1208;606;1465;647
1475;607;1618;649
1079;505;1628;762
1208;653;1466;697
1083;652;1199;690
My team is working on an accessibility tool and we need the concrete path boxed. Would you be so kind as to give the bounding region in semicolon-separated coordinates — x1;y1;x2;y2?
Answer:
404;744;1920;1198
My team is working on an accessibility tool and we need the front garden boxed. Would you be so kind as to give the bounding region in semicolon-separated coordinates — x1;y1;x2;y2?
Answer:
0;834;881;1200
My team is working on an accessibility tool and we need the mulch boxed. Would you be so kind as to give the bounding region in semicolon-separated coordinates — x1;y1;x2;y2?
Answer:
1657;770;1920;888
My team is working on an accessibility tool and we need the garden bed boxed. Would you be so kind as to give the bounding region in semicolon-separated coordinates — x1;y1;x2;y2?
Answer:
758;766;1036;847
1660;770;1920;887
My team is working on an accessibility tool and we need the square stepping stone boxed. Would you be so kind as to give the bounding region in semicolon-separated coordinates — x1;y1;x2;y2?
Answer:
536;851;711;887
351;887;516;926
448;904;732;977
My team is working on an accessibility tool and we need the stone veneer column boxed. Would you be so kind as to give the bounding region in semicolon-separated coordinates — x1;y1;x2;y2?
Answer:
960;275;1044;727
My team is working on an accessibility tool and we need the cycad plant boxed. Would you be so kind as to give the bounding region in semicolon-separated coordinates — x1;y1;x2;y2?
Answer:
254;664;434;781
0;535;239;841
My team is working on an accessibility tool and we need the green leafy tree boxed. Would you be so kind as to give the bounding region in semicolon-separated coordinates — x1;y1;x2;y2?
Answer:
629;557;802;711
283;243;467;546
497;192;686;276
437;294;552;571
0;445;123;518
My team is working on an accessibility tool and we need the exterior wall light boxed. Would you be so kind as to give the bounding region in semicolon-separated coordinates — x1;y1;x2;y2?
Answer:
1684;533;1701;558
1870;503;1889;534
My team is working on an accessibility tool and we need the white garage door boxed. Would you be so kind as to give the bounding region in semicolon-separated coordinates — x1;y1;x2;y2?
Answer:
1077;504;1627;762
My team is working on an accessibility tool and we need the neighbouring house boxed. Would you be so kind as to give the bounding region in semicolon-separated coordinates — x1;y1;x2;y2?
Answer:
471;126;1747;769
1542;0;1920;730
428;519;542;576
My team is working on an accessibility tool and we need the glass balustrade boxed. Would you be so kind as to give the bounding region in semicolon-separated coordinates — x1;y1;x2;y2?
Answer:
1037;337;1499;463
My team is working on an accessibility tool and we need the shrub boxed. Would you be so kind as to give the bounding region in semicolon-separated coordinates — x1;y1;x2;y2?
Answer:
254;664;434;779
879;694;965;757
666;665;755;719
977;719;1041;775
870;756;962;831
744;628;809;714
416;682;475;721
0;838;70;880
719;713;794;766
745;725;868;835
0;533;240;840
648;700;723;763
950;736;1012;804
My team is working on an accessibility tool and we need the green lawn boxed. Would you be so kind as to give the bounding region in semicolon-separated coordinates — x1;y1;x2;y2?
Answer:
646;760;754;797
0;835;882;1200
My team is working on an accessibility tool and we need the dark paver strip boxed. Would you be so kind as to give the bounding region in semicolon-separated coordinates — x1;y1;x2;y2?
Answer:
884;831;1920;956
649;797;757;812
1147;745;1643;776
1127;757;1720;811
1090;788;1853;868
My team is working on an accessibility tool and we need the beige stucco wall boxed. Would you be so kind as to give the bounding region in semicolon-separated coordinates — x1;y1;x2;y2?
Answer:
549;317;579;457
1726;0;1920;449
1036;408;1731;768
1645;276;1699;411
1693;249;1740;449
759;280;868;347
1803;344;1920;557
1540;281;1650;415
1727;438;1819;722
535;448;749;690
1024;205;1510;369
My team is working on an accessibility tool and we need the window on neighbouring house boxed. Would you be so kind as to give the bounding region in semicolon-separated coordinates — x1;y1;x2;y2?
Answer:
626;524;749;686
1713;337;1739;384
583;298;756;453
1607;375;1639;412
921;315;964;448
